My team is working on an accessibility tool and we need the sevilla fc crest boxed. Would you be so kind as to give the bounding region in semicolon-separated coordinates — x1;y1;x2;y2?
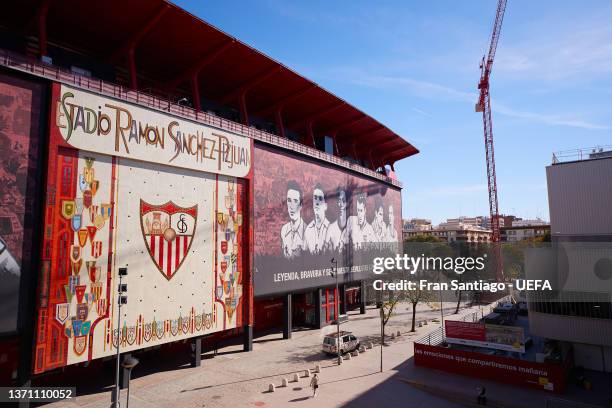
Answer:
73;335;87;356
140;200;197;280
55;303;70;325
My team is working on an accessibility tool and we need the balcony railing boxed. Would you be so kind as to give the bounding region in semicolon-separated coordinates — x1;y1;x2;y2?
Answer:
0;48;401;187
552;146;612;164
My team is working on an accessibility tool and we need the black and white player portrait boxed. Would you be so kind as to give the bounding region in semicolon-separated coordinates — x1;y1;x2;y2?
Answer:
386;204;398;242
349;193;374;249
305;184;330;254
279;181;399;259
371;196;387;243
327;188;350;252
281;180;306;258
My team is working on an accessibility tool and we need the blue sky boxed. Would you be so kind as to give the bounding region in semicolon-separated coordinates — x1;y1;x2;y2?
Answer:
175;0;612;225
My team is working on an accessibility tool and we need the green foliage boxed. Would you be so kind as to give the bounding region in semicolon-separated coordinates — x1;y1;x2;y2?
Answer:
405;234;445;243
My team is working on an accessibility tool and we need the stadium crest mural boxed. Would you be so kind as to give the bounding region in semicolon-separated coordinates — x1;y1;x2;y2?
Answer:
33;83;250;374
254;144;402;296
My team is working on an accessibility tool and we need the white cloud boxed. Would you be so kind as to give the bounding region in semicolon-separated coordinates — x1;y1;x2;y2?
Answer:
326;69;610;131
496;23;612;81
493;102;610;130
412;107;433;117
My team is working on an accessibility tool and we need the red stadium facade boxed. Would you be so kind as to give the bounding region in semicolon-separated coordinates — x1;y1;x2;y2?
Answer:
0;0;417;385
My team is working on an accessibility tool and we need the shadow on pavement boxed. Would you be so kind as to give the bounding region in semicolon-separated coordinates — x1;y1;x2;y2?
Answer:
181;369;315;393
289;396;311;402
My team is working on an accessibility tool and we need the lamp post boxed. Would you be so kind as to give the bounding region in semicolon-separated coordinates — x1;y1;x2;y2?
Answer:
438;269;444;336
121;356;139;408
330;258;341;365
112;267;128;408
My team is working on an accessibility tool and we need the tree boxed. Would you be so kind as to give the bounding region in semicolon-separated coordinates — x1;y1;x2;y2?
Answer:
380;298;400;341
406;287;434;332
405;234;445;243
379;298;400;372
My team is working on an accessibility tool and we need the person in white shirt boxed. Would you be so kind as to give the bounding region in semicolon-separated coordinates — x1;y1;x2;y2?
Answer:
305;184;330;254
386;204;398;242
350;193;374;249
280;180;306;258
326;188;350;252
371;196;387;243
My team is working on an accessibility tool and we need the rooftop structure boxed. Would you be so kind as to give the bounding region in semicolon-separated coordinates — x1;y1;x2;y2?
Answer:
552;145;612;164
1;0;417;183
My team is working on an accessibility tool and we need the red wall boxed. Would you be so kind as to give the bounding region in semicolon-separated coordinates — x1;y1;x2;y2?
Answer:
414;343;569;393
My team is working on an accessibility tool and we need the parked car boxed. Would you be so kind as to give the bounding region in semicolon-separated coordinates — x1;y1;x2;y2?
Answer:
322;331;360;355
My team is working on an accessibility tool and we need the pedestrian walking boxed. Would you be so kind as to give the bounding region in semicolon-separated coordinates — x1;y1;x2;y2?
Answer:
476;385;487;405
310;373;319;398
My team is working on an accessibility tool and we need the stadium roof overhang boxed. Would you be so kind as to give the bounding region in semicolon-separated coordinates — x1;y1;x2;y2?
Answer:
3;0;418;165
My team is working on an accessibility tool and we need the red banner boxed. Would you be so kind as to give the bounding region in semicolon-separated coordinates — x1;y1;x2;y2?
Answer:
414;343;568;393
445;320;486;341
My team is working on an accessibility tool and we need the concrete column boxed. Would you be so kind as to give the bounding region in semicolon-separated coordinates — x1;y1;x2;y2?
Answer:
239;92;249;126
306;121;315;147
191;337;202;367
127;48;138;90
314;289;323;329
283;293;292;339
243;325;253;351
360;280;366;314
119;353;131;389
191;74;202;112
275;107;286;138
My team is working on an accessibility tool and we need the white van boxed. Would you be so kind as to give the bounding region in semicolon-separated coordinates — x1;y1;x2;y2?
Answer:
322;331;360;355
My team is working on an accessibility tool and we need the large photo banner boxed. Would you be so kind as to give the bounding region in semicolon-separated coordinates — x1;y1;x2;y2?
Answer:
0;73;43;335
254;144;401;296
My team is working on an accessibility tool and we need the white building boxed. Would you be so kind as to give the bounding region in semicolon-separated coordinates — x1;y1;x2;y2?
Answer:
527;149;612;373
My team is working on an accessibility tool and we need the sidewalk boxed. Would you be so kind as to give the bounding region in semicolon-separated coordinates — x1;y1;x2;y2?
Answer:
45;301;612;408
45;302;461;408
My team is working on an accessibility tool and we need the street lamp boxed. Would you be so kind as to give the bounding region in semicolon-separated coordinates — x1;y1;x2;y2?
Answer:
121;356;139;408
112;267;128;408
330;258;341;365
438;269;444;337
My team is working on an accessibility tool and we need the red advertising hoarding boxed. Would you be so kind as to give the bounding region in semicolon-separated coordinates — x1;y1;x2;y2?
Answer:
445;320;526;353
414;343;568;393
445;320;486;341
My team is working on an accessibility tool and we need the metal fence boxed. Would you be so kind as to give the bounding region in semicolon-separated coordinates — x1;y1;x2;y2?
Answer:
0;47;401;188
415;295;513;346
461;295;512;322
552;146;612;164
415;327;445;346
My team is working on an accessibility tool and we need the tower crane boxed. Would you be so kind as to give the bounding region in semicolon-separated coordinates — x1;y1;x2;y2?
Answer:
476;0;507;280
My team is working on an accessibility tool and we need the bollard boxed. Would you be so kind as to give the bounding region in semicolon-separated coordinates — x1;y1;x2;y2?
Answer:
360;345;366;353
346;352;352;360
354;349;359;357
390;332;395;339
281;378;288;387
368;342;374;349
268;383;275;392
305;369;311;378
293;373;300;382
424;320;428;325
315;365;321;373
397;331;401;337
418;322;423;328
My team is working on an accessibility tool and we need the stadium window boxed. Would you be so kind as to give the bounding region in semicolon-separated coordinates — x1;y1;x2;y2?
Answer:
324;136;334;155
70;66;92;77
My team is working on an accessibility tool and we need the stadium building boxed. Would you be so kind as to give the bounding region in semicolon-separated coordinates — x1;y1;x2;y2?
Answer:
0;0;417;386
